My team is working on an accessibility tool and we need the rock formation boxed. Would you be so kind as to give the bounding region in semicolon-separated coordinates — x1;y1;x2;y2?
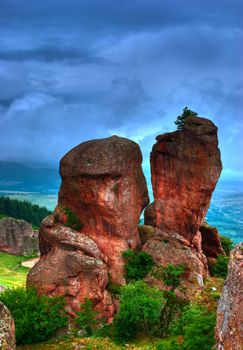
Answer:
27;136;149;319
200;222;225;258
0;217;39;256
0;301;16;350
142;227;207;287
216;243;243;350
145;116;222;243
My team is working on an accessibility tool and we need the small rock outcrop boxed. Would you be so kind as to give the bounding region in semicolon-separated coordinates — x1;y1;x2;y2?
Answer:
0;301;16;350
200;222;225;258
216;243;243;350
0;217;39;256
142;228;207;287
27;136;149;318
145;116;222;243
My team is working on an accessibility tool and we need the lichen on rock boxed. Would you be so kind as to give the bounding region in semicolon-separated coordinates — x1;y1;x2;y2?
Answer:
0;301;16;350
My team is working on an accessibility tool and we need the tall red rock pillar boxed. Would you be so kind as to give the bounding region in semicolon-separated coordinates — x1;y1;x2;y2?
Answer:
145;116;222;243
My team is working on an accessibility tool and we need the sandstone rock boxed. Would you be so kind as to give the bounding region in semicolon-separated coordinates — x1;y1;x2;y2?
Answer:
0;217;39;256
27;218;114;320
145;116;222;242
27;136;149;319
216;243;243;350
200;222;225;258
55;135;149;283
0;301;16;350
143;228;208;286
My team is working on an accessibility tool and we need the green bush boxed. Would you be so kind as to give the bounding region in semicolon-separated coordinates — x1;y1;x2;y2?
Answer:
156;338;181;350
170;304;216;350
64;208;83;231
106;277;122;297
174;107;198;130
163;264;185;289
220;235;234;256
122;249;154;282
211;254;229;279
113;281;164;341
156;291;188;337
74;298;99;336
0;287;67;345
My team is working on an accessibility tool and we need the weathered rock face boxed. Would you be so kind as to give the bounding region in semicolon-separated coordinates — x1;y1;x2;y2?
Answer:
200;222;225;258
27;215;114;320
0;301;16;350
27;136;149;319
55;135;149;283
0;217;39;256
216;243;243;350
145;116;222;243
143;228;207;287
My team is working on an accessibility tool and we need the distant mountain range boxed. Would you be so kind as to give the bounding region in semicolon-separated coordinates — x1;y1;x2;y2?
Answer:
0;161;60;193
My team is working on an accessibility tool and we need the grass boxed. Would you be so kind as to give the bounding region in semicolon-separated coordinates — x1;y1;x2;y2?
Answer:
17;336;159;350
0;252;30;288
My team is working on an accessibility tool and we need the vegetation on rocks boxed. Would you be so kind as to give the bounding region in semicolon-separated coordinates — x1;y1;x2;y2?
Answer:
122;249;154;282
64;208;83;231
211;254;229;279
162;264;186;289
220;235;234;256
174;107;198;129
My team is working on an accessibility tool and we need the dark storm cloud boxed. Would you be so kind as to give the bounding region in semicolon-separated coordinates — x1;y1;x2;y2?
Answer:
0;46;107;64
0;0;242;176
1;0;242;31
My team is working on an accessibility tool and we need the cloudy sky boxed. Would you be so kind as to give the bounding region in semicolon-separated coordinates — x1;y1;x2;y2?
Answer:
0;0;242;177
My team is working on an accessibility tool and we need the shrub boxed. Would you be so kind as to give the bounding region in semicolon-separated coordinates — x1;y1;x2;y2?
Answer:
106;277;122;297
0;287;67;345
220;235;234;256
113;281;164;341
64;208;83;231
170;304;216;350
156;291;188;337
163;264;185;289
74;298;99;336
174;107;198;130
211;254;229;279
156;338;181;350
122;249;154;282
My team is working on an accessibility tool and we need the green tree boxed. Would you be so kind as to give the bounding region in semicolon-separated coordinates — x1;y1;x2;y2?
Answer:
0;287;67;345
122;249;154;282
175;107;198;130
113;281;164;341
